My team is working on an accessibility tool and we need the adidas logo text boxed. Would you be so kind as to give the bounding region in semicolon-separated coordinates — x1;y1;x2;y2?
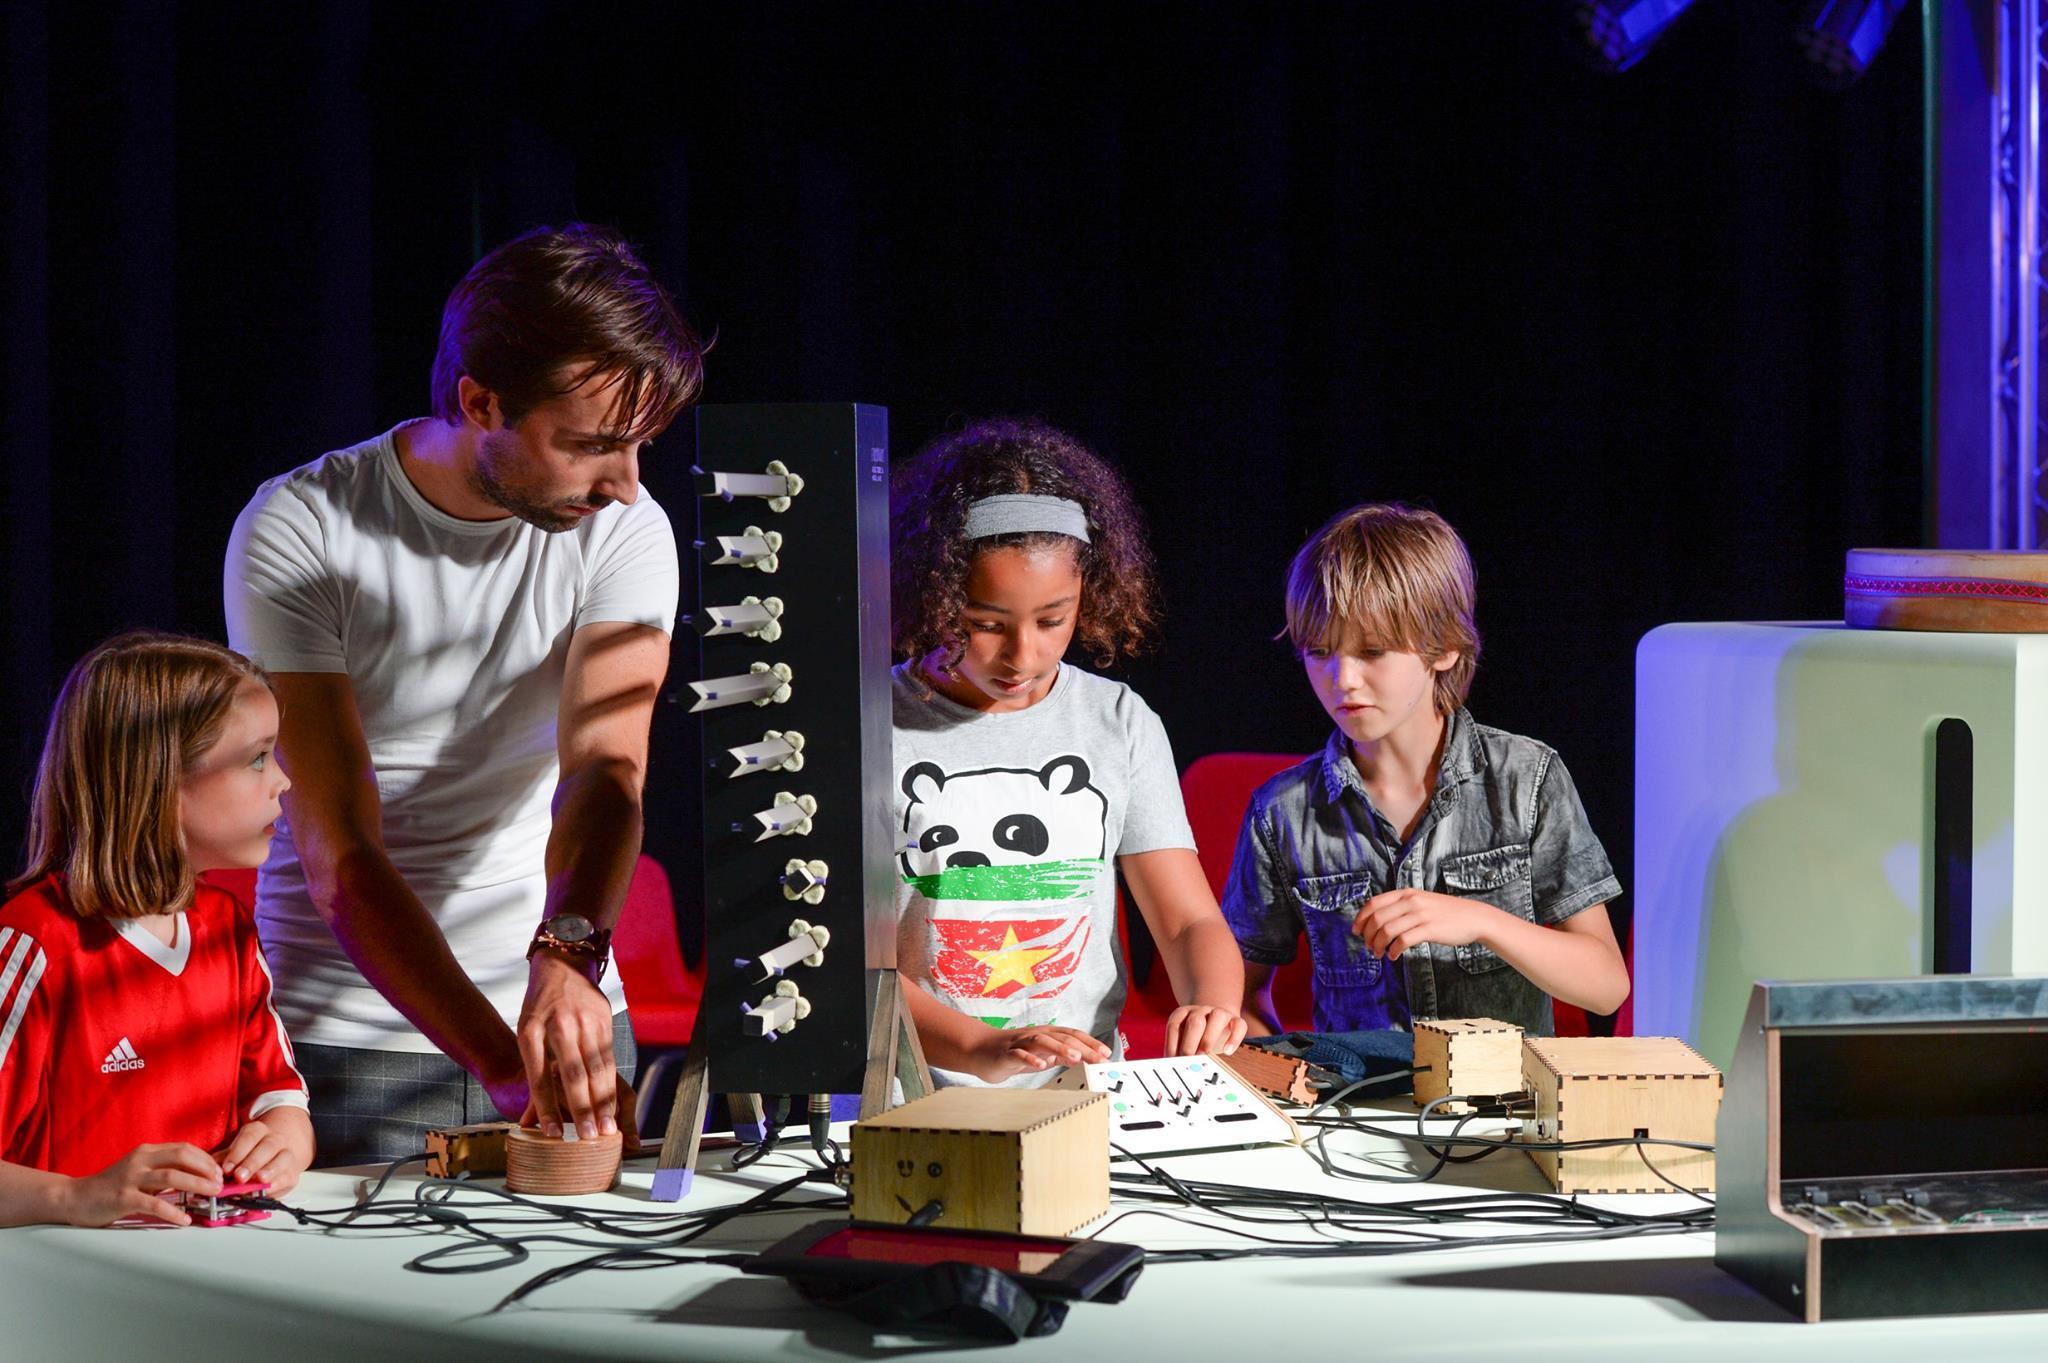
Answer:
101;1037;145;1074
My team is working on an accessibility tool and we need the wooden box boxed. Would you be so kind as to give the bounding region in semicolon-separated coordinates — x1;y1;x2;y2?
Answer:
1412;1018;1523;1112
424;1120;513;1178
1521;1036;1721;1194
1217;1045;1319;1105
851;1087;1109;1235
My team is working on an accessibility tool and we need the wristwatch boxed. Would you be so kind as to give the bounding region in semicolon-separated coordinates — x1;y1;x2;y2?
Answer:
527;913;613;982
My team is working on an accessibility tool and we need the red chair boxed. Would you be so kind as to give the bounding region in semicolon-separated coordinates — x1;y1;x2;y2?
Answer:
1117;752;1308;1056
608;855;707;1131
608;854;704;1053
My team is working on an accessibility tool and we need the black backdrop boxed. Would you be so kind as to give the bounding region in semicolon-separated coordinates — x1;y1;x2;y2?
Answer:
0;2;1925;1013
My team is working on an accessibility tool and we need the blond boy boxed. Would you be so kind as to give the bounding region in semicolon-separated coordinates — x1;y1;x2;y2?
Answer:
1221;504;1629;1036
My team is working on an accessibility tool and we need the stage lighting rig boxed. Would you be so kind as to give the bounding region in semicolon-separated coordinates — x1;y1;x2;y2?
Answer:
1795;0;1911;87
1569;0;1697;72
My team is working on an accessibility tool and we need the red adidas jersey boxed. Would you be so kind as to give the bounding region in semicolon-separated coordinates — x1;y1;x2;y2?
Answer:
0;874;307;1178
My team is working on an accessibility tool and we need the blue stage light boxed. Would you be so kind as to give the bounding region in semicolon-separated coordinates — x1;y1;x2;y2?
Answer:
1571;0;1698;73
1796;0;1912;86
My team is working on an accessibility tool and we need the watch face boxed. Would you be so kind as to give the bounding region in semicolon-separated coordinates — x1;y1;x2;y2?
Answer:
547;914;596;944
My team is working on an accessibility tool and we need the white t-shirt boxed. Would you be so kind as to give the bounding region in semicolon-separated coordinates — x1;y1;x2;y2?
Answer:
892;661;1197;1087
224;424;678;1051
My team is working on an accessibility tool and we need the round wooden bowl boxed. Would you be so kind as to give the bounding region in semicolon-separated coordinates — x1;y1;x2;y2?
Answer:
1845;548;2048;632
503;1125;623;1196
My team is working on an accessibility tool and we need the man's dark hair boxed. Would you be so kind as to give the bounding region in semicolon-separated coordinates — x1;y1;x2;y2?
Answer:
430;223;704;440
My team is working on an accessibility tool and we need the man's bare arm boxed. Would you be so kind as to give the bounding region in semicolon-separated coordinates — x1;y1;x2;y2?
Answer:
521;621;671;1139
270;673;527;1114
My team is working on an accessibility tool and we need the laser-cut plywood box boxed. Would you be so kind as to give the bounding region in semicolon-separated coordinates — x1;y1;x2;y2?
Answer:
1412;1018;1524;1112
851;1088;1109;1235
424;1120;513;1178
1520;1036;1721;1194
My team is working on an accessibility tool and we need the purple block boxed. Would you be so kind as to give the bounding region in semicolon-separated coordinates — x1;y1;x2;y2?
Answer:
650;1166;694;1202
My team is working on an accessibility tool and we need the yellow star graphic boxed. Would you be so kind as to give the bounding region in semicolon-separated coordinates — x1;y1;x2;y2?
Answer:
968;926;1059;995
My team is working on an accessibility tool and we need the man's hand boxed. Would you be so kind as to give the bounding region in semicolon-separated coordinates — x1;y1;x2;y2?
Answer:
1352;889;1499;960
65;1143;222;1227
518;951;619;1139
966;1025;1111;1082
214;1107;315;1196
1163;1004;1247;1058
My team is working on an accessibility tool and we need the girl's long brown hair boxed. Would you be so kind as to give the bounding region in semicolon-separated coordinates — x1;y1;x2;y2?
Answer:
10;632;269;919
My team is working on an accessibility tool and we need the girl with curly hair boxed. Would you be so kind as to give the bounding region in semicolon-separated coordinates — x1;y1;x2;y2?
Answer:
890;418;1246;1086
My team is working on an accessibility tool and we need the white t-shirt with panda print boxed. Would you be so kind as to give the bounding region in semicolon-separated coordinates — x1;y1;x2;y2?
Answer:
892;661;1196;1087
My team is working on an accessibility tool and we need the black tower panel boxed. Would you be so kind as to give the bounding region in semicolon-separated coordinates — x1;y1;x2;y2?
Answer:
685;403;891;1096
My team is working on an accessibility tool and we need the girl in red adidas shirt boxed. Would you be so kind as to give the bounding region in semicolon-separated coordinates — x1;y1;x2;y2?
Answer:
0;633;312;1227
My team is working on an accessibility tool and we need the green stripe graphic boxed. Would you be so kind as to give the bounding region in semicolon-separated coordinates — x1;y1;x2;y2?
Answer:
901;857;1102;902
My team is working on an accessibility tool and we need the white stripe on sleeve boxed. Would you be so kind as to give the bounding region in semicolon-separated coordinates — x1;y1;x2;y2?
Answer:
247;923;307;1087
247;1088;312;1120
0;933;48;1068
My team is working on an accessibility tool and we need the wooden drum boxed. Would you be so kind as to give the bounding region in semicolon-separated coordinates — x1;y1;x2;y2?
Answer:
503;1126;623;1196
1844;548;2048;632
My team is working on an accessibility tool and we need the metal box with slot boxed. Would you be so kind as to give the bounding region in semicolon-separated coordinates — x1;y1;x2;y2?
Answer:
1717;976;2048;1321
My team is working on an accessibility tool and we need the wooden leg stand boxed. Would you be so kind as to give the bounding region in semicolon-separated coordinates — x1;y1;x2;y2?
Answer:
730;1091;768;1145
646;1072;776;1200
860;969;933;1119
652;972;930;1201
651;1047;712;1202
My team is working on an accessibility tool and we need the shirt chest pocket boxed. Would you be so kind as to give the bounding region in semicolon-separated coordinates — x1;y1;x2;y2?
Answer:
1437;844;1533;975
1287;870;1384;988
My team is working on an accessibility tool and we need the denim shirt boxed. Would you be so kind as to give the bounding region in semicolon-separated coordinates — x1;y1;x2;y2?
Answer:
1220;709;1621;1037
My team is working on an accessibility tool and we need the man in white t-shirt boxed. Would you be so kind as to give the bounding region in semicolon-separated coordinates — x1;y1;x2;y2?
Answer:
224;224;702;1162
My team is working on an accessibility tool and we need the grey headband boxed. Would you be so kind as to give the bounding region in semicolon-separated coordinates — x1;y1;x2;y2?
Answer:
961;494;1092;543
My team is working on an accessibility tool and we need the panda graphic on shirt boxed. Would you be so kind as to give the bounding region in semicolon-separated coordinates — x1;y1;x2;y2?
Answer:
898;755;1108;1026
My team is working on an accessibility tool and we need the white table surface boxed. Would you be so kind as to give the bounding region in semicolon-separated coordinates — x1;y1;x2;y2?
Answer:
4;1106;2044;1362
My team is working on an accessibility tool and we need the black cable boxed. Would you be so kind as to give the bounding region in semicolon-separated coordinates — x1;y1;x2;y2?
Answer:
1141;1217;1702;1264
1417;1092;1520;1163
729;1097;788;1169
808;1092;832;1155
1304;1083;1718;1159
1088;1204;1454;1249
1097;1162;1710;1264
1318;1120;1715;1156
242;1155;428;1226
1105;1166;1713;1236
243;1088;1714;1297
1633;1142;1716;1205
485;1171;839;1312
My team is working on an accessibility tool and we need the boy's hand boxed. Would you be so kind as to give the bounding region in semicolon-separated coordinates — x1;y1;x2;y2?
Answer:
215;1108;314;1196
1164;1004;1246;1057
968;1025;1111;1082
65;1143;222;1227
1352;889;1499;960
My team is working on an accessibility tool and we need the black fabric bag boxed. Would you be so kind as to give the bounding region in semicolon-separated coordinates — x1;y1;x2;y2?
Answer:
793;1260;1071;1341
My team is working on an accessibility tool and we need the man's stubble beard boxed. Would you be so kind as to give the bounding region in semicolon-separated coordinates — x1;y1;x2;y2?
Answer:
472;428;584;533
